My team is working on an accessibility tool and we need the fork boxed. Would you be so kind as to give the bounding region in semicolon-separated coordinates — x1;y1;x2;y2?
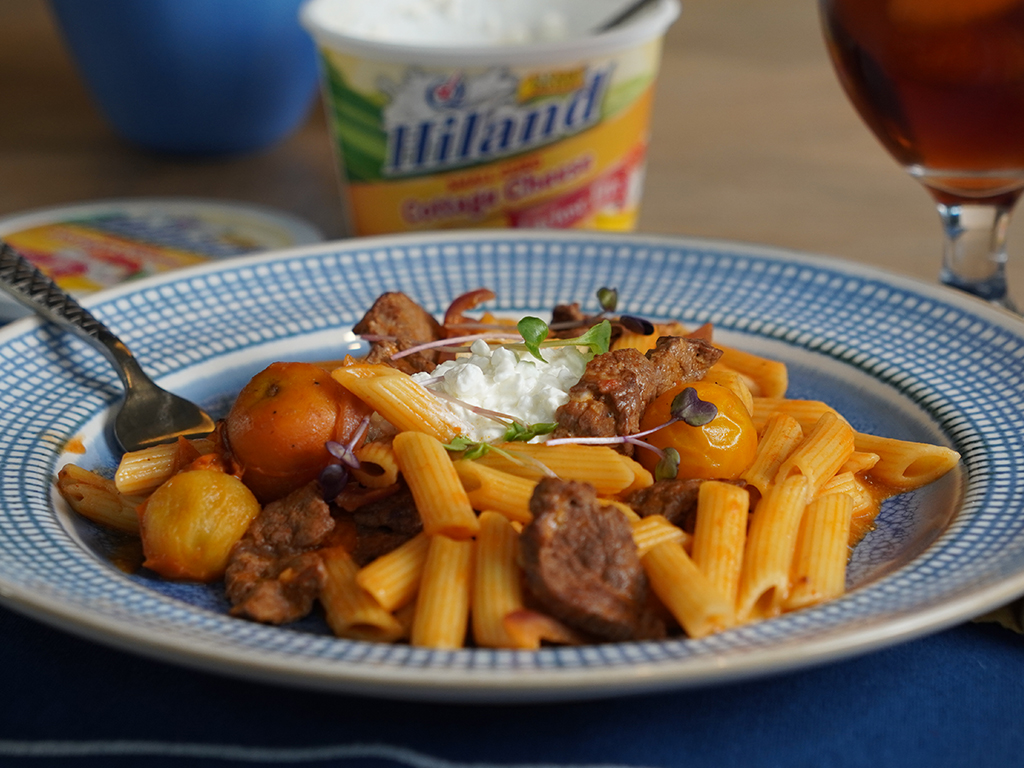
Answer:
0;241;215;452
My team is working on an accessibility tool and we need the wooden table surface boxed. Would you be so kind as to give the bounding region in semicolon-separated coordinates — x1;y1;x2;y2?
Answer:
3;0;1021;301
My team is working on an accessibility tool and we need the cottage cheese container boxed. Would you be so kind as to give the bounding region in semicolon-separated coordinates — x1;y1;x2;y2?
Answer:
300;0;680;235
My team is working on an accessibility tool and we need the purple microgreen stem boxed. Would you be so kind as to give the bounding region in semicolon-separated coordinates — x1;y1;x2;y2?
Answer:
388;331;521;360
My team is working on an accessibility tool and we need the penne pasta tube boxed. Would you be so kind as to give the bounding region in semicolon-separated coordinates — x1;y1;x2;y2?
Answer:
716;346;789;398
839;451;880;475
472;511;525;648
642;540;733;638
751;397;845;434
114;442;180;496
735;474;809;622
350;439;400;488
332;364;464;442
453;460;536;524
631;514;691;558
854;432;961;491
502;609;588;649
393;431;480;538
784;493;854;611
410;534;475;649
691;481;750;608
474;443;641;496
610;322;686;354
775;412;855;499
56;464;144;534
707;366;755;416
741;412;804;496
356;532;430;612
319;546;404;643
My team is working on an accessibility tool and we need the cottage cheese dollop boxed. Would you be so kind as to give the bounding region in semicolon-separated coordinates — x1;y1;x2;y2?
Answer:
412;339;590;442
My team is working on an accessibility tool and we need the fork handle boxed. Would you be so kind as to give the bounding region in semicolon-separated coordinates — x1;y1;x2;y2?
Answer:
0;241;146;390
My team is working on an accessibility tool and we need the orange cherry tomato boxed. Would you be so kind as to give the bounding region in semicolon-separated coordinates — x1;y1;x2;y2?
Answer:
638;381;758;480
225;362;371;502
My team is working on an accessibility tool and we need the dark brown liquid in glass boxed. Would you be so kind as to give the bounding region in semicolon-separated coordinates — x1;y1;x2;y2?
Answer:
821;0;1024;206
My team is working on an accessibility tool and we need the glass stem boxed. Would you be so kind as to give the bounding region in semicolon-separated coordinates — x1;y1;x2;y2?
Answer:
937;202;1016;312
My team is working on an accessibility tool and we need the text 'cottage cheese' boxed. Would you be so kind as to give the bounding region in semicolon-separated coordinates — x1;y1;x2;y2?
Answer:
300;0;679;235
412;340;590;442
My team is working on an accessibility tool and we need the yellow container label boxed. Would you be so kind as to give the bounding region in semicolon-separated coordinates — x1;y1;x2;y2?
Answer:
318;38;665;235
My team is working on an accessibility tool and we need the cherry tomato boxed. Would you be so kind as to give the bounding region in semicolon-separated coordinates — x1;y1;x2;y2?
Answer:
225;362;370;502
638;381;757;480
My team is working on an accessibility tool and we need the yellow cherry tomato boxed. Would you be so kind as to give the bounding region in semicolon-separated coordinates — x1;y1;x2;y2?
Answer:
638;381;758;480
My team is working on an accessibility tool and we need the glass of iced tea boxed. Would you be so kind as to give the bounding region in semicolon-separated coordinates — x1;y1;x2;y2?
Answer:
820;0;1024;310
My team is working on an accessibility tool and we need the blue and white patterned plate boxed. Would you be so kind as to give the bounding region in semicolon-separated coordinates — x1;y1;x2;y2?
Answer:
1;230;1022;703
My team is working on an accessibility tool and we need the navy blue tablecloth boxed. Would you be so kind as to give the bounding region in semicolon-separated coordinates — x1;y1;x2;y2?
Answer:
0;605;1020;768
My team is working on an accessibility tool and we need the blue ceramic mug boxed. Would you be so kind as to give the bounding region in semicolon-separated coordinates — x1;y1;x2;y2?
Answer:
50;0;320;155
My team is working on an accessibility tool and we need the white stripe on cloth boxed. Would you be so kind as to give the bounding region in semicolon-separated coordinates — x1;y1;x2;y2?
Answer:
0;740;656;768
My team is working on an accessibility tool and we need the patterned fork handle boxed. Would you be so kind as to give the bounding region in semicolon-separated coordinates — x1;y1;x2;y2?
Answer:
0;240;138;386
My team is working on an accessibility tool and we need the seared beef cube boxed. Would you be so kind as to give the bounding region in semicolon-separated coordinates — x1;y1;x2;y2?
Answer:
552;348;657;450
627;478;748;534
225;481;334;624
553;336;723;455
349;482;423;566
626;478;706;533
353;292;444;374
646;336;723;397
519;477;647;642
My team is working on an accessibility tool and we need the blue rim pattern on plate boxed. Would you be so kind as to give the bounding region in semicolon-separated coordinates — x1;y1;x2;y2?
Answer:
1;230;1023;702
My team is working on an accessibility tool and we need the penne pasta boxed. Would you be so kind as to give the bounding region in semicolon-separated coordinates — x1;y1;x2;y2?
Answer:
751;397;845;434
356;531;431;612
351;439;400;488
472;511;525;648
716;346;789;398
775;412;855;499
474;443;644;496
642;540;733;638
741;412;804;497
784;493;854;611
631;514;691;558
332;364;465;442
691;481;750;608
453;459;536;524
56;464;144;534
854;432;961;491
410;534;475;649
319;546;404;642
735;474;809;621
707;366;755;416
393;431;480;538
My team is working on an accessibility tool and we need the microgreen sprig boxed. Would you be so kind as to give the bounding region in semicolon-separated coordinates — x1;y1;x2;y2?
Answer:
319;415;370;500
514;317;613;362
442;436;557;477
595;287;654;336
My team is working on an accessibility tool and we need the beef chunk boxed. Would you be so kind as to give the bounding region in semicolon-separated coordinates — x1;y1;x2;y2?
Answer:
646;336;723;397
348;482;423;566
627;478;748;533
552;336;723;454
519;477;647;641
353;292;444;374
626;478;706;533
225;482;334;624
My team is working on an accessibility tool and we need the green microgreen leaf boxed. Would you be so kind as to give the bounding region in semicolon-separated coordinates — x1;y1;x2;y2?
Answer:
517;316;550;362
597;286;618;313
544;319;611;356
655;447;680;481
504;421;557;442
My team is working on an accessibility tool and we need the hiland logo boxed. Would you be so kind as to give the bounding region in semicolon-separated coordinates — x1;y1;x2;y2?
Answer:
379;65;614;177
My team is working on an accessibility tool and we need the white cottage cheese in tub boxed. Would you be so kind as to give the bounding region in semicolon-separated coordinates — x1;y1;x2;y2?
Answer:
411;340;590;443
